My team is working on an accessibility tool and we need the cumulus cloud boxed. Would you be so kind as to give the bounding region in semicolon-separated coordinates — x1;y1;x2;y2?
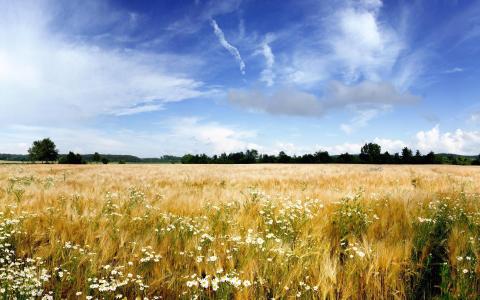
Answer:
228;81;418;117
319;142;362;155
269;137;404;156
318;138;404;155
372;137;406;153
415;125;480;155
210;19;246;74
0;1;208;125
170;117;258;153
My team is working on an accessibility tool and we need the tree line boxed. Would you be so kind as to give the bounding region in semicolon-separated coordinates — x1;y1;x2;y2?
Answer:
181;142;480;165
23;138;180;164
6;138;479;165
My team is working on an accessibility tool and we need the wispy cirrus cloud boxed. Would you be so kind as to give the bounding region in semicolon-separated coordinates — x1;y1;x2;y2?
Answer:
257;34;276;86
166;0;241;34
340;109;382;134
443;67;464;74
210;19;245;74
111;104;165;116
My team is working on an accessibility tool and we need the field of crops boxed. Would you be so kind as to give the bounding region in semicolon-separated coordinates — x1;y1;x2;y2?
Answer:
0;164;480;299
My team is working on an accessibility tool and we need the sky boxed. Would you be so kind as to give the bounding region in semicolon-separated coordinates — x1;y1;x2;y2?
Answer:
1;0;480;157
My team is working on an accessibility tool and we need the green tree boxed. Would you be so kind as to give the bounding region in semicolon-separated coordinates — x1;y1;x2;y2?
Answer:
472;155;480;165
245;149;259;163
414;150;422;164
425;151;436;164
59;152;85;164
401;147;413;164
92;152;101;163
314;151;332;163
382;151;392;164
277;151;292;163
337;152;354;163
359;143;381;163
28;138;59;163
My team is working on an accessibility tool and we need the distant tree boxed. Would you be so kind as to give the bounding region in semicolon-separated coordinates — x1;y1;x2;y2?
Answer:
28;138;59;163
92;152;101;163
277;151;292;163
360;143;381;163
181;154;195;164
401;147;413;164
245;149;259;163
425;151;436;164
381;151;392;164
58;152;85;164
298;154;315;163
258;154;276;163
118;160;126;164
227;152;245;163
414;150;422;164
393;153;401;163
218;153;228;163
472;155;480;165
337;152;354;163
101;157;109;164
314;151;332;163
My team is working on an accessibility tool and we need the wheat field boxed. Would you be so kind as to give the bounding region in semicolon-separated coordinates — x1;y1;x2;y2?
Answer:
1;164;480;299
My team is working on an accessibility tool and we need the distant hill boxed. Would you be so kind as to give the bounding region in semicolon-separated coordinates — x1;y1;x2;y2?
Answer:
0;154;29;161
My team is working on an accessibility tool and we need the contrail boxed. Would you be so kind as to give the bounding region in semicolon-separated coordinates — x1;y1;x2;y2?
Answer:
210;19;245;75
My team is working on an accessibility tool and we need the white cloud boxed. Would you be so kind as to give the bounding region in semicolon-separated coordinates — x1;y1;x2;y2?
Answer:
257;35;276;86
330;4;403;82
167;0;241;34
0;1;208;125
340;109;381;134
470;111;480;123
286;55;328;87
316;137;405;155
372;137;406;153
444;67;464;74
415;125;480;155
320;142;362;154
284;0;405;88
112;104;164;116
210;19;246;74
170;117;258;153
228;81;418;117
0;118;259;156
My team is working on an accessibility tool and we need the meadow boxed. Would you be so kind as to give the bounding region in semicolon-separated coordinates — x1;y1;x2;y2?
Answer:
0;164;480;299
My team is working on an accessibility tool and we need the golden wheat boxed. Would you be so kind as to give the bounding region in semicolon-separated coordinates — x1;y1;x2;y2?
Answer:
0;164;479;299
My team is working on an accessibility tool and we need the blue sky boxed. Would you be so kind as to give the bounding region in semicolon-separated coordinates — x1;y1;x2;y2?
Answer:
1;0;480;156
